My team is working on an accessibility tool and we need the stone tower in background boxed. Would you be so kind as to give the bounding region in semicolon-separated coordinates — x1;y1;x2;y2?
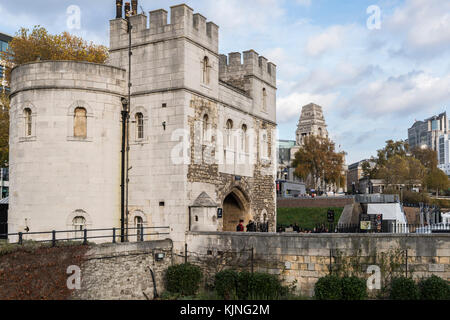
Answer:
295;103;328;146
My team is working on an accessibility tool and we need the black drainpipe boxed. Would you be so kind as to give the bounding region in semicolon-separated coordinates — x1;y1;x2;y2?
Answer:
120;98;128;242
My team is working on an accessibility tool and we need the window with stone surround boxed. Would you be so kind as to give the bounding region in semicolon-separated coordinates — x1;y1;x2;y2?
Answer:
241;124;248;153
67;101;93;142
225;119;233;148
135;216;143;239
136;112;144;140
202;56;210;85
72;216;86;239
24;108;32;137
262;88;267;112
202;114;210;143
74;107;87;138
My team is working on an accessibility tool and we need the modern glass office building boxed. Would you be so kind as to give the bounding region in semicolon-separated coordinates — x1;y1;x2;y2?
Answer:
0;32;12;94
407;112;449;151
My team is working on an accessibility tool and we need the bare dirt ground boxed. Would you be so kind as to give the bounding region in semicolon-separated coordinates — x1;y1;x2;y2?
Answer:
0;244;88;300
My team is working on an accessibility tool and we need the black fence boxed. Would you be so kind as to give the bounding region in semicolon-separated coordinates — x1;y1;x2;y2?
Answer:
0;225;170;246
278;223;450;234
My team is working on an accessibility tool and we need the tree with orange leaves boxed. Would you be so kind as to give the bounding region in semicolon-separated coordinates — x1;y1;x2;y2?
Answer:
291;135;346;190
0;26;108;83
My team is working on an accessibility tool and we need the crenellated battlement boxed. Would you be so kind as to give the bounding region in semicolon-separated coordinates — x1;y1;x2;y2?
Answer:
219;50;277;89
110;4;218;53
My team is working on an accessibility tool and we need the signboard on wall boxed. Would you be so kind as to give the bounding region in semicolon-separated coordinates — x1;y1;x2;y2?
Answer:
327;209;335;223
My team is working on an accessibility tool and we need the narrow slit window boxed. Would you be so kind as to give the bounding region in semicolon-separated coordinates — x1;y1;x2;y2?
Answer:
202;56;210;85
241;124;247;152
203;114;209;143
24;108;32;137
262;88;267;112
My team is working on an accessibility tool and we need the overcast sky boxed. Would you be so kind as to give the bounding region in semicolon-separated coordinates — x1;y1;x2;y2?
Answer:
1;0;449;164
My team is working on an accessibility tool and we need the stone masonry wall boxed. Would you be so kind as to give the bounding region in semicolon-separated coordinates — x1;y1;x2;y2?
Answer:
187;94;277;231
72;240;173;300
186;232;450;297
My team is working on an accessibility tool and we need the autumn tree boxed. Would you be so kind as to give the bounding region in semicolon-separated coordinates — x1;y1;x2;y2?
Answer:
425;169;449;196
410;147;438;172
0;26;109;83
378;154;426;188
362;140;409;178
291;135;346;190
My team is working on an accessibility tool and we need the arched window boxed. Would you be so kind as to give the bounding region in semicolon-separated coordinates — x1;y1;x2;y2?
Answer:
135;216;143;240
241;124;247;152
226;119;233;148
74;107;87;138
136;112;144;140
72;216;86;239
202;114;209;143
24;108;32;137
202;56;210;85
262;88;267;112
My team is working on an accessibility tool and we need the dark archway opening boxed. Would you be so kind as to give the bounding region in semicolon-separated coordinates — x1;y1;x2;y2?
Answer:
222;189;250;231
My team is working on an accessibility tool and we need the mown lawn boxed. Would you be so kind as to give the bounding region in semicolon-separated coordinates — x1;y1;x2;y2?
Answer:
277;207;344;230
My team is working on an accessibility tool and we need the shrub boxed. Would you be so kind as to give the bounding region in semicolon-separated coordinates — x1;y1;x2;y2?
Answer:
165;263;202;296
389;277;419;300
215;269;239;299
216;270;287;300
314;275;342;300
248;272;288;300
419;275;450;300
341;276;368;300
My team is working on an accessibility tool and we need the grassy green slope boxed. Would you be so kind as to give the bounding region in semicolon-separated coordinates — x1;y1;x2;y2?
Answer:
277;207;344;230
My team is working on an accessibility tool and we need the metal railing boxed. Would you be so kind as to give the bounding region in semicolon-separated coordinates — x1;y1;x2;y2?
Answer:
0;225;170;246
278;223;450;234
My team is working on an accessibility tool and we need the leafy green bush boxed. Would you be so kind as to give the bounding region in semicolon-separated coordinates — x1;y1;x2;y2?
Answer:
341;276;368;300
389;277;419;300
215;269;239;299
419;275;450;300
314;275;342;300
216;270;287;300
248;272;288;300
165;263;202;296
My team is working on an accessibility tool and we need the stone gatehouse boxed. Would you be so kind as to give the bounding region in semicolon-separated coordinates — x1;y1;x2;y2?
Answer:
8;3;277;251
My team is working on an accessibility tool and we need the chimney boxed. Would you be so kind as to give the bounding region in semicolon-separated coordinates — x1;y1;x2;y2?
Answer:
116;0;123;19
124;2;131;17
131;0;138;15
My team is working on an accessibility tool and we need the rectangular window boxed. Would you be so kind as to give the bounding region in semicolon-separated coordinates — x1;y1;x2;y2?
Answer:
0;41;8;53
432;120;439;131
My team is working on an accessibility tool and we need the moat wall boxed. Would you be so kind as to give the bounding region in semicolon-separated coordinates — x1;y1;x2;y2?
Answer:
64;233;449;299
72;239;173;300
186;232;450;297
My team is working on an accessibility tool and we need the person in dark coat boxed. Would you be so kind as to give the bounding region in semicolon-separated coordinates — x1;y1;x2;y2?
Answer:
246;220;256;232
236;219;244;232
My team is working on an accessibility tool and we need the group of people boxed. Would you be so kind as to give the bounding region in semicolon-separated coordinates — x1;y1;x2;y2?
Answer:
236;219;267;232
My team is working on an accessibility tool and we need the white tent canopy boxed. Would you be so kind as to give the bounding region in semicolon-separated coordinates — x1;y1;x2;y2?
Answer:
367;203;407;224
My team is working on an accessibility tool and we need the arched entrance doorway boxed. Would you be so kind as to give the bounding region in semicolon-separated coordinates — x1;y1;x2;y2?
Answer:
222;189;250;231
